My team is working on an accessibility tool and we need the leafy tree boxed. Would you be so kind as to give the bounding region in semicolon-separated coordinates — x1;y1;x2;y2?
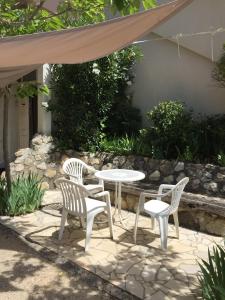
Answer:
0;0;156;37
49;47;142;151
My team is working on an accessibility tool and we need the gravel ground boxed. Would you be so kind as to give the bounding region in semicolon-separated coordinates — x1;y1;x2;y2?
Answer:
0;224;115;300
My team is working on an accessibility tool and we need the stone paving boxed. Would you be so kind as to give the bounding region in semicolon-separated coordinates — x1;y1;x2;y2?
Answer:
0;190;224;300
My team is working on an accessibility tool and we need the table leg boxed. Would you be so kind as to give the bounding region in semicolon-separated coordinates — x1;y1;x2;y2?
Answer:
113;182;118;215
113;182;129;229
118;182;122;215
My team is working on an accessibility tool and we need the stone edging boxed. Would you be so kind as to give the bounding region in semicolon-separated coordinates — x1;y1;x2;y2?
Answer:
0;220;139;300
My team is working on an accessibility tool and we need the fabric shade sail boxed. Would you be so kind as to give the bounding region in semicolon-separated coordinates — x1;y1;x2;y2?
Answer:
0;0;192;87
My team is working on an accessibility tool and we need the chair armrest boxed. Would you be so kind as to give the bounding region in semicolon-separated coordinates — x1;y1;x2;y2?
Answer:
67;173;79;180
141;189;173;200
138;189;173;211
94;191;110;203
158;184;174;195
94;190;109;198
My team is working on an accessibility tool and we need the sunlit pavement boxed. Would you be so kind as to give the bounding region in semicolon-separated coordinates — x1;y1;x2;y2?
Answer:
0;190;224;299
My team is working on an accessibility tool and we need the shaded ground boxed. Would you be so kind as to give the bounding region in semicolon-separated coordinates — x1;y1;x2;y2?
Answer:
0;224;115;300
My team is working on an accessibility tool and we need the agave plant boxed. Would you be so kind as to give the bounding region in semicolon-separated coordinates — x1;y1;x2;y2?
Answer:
198;244;225;300
0;173;45;216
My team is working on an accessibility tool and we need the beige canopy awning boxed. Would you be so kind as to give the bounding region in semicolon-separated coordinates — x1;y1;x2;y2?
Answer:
0;0;192;87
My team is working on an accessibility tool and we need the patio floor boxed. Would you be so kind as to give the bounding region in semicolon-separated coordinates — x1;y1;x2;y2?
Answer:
0;190;224;300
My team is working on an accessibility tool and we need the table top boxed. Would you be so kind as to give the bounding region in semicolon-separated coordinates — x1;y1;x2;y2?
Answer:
95;169;145;183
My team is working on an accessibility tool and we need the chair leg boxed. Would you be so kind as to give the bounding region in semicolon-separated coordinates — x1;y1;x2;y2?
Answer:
85;214;95;252
158;216;169;250
151;217;155;230
59;209;68;240
134;206;140;244
173;210;179;239
79;216;85;229
105;205;114;240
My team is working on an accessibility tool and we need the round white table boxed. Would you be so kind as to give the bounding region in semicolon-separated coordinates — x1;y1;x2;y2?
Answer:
95;169;145;226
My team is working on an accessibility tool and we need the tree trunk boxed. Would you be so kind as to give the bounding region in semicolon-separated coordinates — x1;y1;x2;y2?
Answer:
3;91;11;194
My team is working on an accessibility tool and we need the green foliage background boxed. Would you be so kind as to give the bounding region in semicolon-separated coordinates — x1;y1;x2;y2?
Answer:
95;99;225;164
49;47;142;151
143;101;225;163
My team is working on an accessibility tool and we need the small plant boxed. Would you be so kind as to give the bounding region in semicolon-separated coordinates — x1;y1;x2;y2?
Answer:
99;135;135;154
179;146;194;162
146;100;192;159
99;135;152;156
0;173;45;216
198;244;225;300
217;151;225;167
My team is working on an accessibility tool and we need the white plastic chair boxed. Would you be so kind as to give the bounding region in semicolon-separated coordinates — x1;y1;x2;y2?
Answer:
134;177;189;250
63;158;104;194
55;178;114;251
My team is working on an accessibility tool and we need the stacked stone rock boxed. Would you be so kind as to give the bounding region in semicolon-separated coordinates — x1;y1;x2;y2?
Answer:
8;134;225;197
10;135;62;189
80;153;225;197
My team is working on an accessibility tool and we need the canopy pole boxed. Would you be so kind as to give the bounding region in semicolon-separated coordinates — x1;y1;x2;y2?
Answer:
1;87;11;193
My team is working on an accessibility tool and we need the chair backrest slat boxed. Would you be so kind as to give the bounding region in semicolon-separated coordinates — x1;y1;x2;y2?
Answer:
63;158;87;184
55;178;88;216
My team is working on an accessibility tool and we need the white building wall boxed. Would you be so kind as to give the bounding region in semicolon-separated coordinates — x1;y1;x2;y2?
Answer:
133;0;225;124
155;0;225;61
133;33;225;124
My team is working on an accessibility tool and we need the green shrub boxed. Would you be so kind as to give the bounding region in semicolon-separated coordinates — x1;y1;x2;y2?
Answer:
105;100;142;137
49;46;142;151
146;101;192;159
144;101;225;163
199;244;225;300
189;115;225;162
217;151;225;167
0;173;44;216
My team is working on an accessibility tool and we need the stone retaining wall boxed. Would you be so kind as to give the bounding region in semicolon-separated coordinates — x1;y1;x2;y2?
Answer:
6;134;225;236
8;134;225;197
79;152;225;198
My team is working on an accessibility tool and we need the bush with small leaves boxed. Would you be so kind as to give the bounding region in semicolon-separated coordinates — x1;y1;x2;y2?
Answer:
146;101;192;159
49;47;142;151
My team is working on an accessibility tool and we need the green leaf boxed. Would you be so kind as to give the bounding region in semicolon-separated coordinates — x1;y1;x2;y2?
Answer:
143;0;156;9
198;244;225;300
